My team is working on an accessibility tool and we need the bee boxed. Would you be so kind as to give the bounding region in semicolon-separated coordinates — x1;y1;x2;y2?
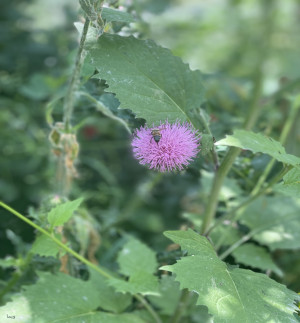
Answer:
150;127;165;144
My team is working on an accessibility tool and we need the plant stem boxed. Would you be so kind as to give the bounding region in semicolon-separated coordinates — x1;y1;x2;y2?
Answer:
63;18;90;132
250;96;300;196
212;165;291;250
0;201;162;323
198;109;220;169
169;288;190;323
200;1;273;235
219;232;253;260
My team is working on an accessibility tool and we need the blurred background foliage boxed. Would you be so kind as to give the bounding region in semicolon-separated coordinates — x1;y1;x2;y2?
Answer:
1;0;300;301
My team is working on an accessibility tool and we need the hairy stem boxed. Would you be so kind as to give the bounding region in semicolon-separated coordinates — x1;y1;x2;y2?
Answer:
63;18;90;132
0;201;162;323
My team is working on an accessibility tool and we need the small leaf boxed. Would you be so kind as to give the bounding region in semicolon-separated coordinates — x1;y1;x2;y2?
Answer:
161;230;300;323
216;130;300;166
30;234;62;257
241;196;300;250
117;238;158;276
47;198;83;227
232;243;283;276
102;7;136;23
0;257;18;268
274;168;300;198
89;34;205;125
109;271;160;296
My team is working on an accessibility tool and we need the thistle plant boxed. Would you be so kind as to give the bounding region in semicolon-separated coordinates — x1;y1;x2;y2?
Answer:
1;1;300;323
132;121;201;172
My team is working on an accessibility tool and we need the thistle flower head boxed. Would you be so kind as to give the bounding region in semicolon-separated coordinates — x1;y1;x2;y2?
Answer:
131;121;201;172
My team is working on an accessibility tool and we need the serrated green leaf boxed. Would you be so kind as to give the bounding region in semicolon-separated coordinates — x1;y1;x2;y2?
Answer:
0;257;18;268
117;238;158;276
241;196;300;250
232;243;283;276
164;229;214;256
0;294;144;323
89;269;132;313
0;271;144;323
148;275;181;315
47;198;83;227
216;130;300;166
161;230;300;323
30;234;61;257
274;168;300;198
89;34;205;125
102;7;135;23
109;271;160;296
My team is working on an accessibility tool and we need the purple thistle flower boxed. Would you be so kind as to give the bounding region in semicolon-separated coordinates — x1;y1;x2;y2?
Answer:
131;121;201;172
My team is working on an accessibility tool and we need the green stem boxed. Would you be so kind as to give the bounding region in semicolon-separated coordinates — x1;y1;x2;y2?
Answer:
0;201;162;323
63;18;90;132
169;288;190;323
198;109;220;169
212;165;291;250
219;232;253;260
0;271;21;300
250;96;300;196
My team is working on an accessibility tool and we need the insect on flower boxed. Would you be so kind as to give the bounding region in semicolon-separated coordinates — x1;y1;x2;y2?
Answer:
132;121;201;172
150;127;166;144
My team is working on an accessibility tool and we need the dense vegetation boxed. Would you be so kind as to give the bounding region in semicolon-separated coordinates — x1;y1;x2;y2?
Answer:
0;0;300;322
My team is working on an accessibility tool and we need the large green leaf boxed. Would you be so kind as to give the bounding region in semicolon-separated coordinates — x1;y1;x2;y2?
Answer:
89;33;205;125
0;272;144;323
216;130;300;166
117;238;158;276
47;198;83;227
232;243;283;276
241;196;300;250
161;229;300;323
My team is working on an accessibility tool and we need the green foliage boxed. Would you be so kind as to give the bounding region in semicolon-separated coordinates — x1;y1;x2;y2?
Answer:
161;230;300;323
108;237;159;295
241;196;300;250
47;198;83;227
30;234;62;257
89;33;205;125
0;271;144;323
232;243;283;276
101;8;136;23
274;168;300;197
216;130;300;166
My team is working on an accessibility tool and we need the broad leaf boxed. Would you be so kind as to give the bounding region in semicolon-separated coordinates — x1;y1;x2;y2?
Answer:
30;234;61;257
109;271;160;296
89;33;205;125
241;196;300;250
274;168;300;198
0;257;18;268
117;238;158;276
161;230;300;323
232;243;283;276
216;130;300;166
102;7;135;23
89;269;132;313
47;198;83;227
0;272;144;323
